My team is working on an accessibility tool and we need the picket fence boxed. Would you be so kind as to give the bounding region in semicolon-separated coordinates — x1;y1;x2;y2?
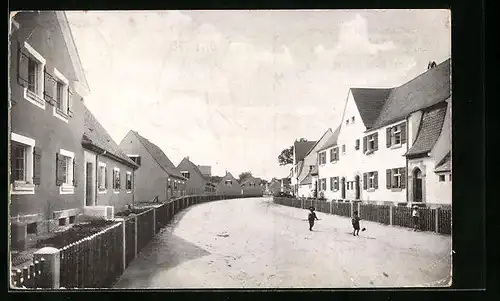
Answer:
10;194;262;289
274;197;452;235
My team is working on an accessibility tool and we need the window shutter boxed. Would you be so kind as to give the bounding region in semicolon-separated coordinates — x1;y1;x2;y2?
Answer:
33;146;42;185
401;167;406;189
105;167;108;189
363;173;367;190
363;136;367;153
10;145;15;183
67;86;74;116
374;171;378;189
17;44;29;87
330;177;333;191
386;127;392;148
401;122;407;144
386;169;391;189
56;153;63;186
44;69;56;104
72;158;77;187
374;133;379;151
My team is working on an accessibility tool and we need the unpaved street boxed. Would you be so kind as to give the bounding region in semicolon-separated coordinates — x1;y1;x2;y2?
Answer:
114;197;451;288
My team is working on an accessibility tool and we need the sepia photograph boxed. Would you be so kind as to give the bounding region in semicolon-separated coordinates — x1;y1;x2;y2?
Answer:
8;9;452;289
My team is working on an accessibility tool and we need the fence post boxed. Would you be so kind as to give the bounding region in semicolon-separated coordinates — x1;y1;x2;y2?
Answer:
34;247;60;289
435;208;440;233
389;205;393;226
114;218;126;272
330;201;333;214
134;215;138;258
350;202;353;217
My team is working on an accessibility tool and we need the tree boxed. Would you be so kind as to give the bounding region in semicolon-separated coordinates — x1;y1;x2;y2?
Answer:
278;138;307;166
238;172;252;183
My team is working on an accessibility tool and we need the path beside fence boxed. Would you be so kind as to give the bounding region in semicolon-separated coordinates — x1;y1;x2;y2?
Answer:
273;197;451;235
10;194;262;289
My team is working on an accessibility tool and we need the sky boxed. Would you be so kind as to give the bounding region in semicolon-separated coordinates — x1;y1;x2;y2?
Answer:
66;9;450;181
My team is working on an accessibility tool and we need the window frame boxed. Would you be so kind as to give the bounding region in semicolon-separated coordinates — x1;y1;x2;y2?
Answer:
113;167;120;193
392;125;402;146
439;174;446;182
393;168;402;188
181;171;190;179
368;172;375;190
22;42;46;110
98;162;107;194
58;149;75;195
319;151;327;165
330;147;339;162
52;68;70;123
10;133;36;195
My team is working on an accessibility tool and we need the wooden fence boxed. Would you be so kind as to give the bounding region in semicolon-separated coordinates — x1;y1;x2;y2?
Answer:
273;197;451;235
11;194;258;289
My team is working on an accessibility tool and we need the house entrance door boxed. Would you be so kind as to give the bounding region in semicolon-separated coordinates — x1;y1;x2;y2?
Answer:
413;168;423;202
355;175;360;199
85;162;93;206
341;177;346;199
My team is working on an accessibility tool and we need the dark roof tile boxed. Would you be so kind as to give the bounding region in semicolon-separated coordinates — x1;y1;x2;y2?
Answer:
405;104;448;157
294;141;316;162
435;151;451;172
351;88;392;129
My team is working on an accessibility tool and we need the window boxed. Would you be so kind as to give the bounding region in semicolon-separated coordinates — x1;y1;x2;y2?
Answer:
174;181;178;189
363;133;378;154
342;144;346;154
225;180;232;186
320;179;326;191
309;165;314;171
330;177;334;191
98;162;107;192
57;149;75;195
27;222;37;234
18;42;46;109
318;151;326;165
52;68;70;123
363;171;378;190
346;119;349;125
128;155;141;166
113;168;120;192
126;171;132;192
330;147;339;162
181;171;190;179
449;174;452;181
352;116;355;123
355;139;360;150
10;133;37;194
439;175;446;182
386;168;406;189
386;122;406;148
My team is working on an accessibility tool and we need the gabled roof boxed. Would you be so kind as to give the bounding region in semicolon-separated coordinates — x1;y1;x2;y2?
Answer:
349;58;451;131
303;129;333;158
241;175;262;185
435;151;451;172
317;125;341;152
131;131;185;180
371;59;451;130
197;165;211;176
177;157;212;182
294;140;316;162
351;88;392;129
82;106;137;168
405;103;448;158
55;12;90;96
300;173;313;185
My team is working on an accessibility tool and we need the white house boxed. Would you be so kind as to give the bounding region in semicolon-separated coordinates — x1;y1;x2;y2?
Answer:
317;59;451;205
289;140;316;196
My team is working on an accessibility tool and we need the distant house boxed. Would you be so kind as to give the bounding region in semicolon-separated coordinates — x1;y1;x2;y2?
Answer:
118;131;187;202
268;178;281;195
280;177;291;193
82;106;138;212
241;175;263;196
216;172;242;195
290;140;316;196
9;12;91;238
176;157;216;195
295;129;335;198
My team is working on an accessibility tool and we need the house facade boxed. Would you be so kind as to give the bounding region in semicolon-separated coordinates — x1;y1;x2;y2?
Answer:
118;131;186;202
241;175;263;196
176;157;216;195
318;59;451;205
9;11;91;236
289;140;316;196
296;129;334;198
82;106;138;213
216;172;242;195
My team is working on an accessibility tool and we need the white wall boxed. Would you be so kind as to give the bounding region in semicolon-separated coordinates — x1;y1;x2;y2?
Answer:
318;90;408;203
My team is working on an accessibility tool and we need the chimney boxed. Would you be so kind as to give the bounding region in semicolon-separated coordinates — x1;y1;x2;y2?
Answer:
427;61;437;70
186;156;189;160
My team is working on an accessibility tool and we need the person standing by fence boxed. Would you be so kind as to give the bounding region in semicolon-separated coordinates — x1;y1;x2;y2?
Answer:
412;206;420;231
308;206;319;231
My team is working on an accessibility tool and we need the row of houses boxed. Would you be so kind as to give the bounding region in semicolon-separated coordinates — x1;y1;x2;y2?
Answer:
288;58;452;206
8;12;263;247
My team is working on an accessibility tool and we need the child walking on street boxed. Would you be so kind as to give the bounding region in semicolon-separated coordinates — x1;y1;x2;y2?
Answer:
352;211;361;236
308;206;319;231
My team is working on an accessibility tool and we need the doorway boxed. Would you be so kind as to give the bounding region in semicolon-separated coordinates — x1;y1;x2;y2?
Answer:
413;168;423;202
355;175;360;199
341;177;346;199
85;162;94;206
